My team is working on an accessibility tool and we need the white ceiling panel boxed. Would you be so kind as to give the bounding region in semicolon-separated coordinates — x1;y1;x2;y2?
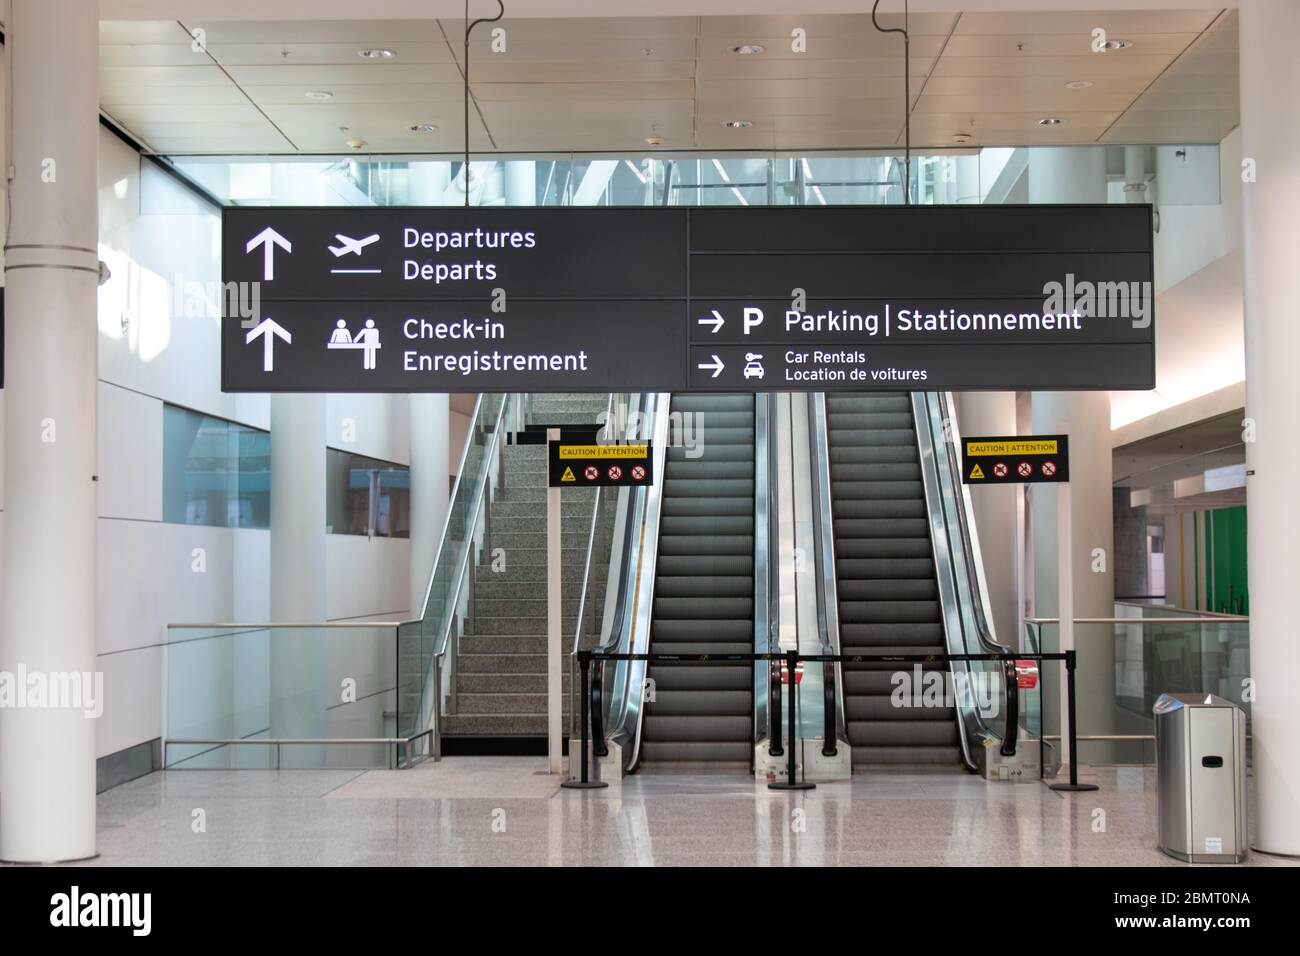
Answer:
98;8;1239;155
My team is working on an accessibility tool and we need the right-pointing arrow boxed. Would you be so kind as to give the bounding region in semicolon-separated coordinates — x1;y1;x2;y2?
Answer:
697;354;725;379
245;317;292;372
696;309;725;334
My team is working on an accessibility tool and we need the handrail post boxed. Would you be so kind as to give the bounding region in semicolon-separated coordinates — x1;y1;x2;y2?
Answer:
769;657;783;757
821;661;837;757
1000;656;1018;757
769;651;815;790
562;650;608;789
1049;650;1098;792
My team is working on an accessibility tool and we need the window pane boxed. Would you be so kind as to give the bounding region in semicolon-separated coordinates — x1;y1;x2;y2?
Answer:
326;449;410;538
162;404;270;529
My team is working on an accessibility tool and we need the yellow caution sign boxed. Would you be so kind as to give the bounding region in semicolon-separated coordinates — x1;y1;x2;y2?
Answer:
969;463;985;480
560;466;576;482
557;444;649;459
966;439;1058;457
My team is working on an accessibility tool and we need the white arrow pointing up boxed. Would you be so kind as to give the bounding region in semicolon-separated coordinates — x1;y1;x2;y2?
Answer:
246;317;292;372
696;309;725;334
697;354;725;378
246;226;292;281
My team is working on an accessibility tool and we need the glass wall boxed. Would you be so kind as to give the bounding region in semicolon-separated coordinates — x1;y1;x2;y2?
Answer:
325;449;410;538
169;145;1219;210
162;404;271;528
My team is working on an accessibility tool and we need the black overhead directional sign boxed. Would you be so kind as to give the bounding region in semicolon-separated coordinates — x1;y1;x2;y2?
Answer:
221;204;1154;393
962;435;1070;484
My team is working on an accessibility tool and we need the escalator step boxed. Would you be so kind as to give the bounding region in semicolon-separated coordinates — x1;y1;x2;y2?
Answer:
648;690;751;717
838;600;942;624
653;596;754;619
655;575;753;598
651;619;753;642
639;741;752;763
649;665;752;692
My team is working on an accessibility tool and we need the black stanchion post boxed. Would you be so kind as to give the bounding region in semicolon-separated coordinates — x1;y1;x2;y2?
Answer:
1049;650;1098;793
770;658;783;757
562;650;608;790
769;650;815;791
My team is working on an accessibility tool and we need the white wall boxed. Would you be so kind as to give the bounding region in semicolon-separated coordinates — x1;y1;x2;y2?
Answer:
1111;130;1246;428
83;128;412;760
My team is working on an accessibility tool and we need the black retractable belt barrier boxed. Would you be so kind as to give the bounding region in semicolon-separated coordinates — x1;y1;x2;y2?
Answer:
561;650;609;789
1047;650;1099;792
769;649;816;791
1001;658;1019;758
769;658;784;758
563;650;1084;794
822;662;838;758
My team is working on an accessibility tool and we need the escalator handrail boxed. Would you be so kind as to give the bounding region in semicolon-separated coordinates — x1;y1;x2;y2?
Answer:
623;393;673;770
935;391;1011;657
808;392;849;744
570;392;620;657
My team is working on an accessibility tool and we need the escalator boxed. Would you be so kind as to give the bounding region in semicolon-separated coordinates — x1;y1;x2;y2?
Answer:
639;394;757;768
825;392;962;767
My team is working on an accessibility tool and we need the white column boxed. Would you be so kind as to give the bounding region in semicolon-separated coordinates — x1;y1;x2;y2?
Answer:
1031;393;1116;760
269;395;327;767
1027;147;1116;764
0;0;99;863
1240;0;1300;855
409;395;450;617
956;392;1020;647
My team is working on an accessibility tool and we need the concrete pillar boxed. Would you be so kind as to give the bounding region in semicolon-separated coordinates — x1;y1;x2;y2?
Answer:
269;395;327;767
409;395;450;617
1240;0;1300;855
1027;147;1116;762
956;392;1020;648
505;160;537;206
0;0;99;863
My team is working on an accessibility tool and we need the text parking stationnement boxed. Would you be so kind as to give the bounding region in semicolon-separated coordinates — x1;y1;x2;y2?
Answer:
221;205;1155;393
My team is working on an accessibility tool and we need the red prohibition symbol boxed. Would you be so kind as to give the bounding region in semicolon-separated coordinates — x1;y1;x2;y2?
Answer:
631;464;646;481
1017;461;1033;478
1041;461;1057;478
584;466;599;481
992;462;1009;478
607;465;623;481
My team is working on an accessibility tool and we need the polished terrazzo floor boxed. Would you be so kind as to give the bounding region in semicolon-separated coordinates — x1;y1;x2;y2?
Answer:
70;759;1297;866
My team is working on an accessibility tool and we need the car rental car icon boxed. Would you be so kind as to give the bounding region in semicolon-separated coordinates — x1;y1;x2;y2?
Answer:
743;352;765;380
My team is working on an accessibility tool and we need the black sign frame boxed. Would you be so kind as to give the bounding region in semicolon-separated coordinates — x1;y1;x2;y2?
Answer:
962;434;1070;484
221;204;1155;394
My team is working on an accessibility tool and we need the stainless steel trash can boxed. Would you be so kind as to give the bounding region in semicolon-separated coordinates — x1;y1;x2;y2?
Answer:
1153;693;1248;863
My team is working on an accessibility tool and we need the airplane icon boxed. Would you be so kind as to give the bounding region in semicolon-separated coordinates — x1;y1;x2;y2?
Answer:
328;233;380;257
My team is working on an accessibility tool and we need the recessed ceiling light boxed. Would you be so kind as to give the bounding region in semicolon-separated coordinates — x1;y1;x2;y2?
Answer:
358;48;395;59
1036;116;1065;126
305;90;334;100
722;120;753;129
730;44;765;55
1101;38;1133;51
409;123;438;133
1065;80;1094;90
